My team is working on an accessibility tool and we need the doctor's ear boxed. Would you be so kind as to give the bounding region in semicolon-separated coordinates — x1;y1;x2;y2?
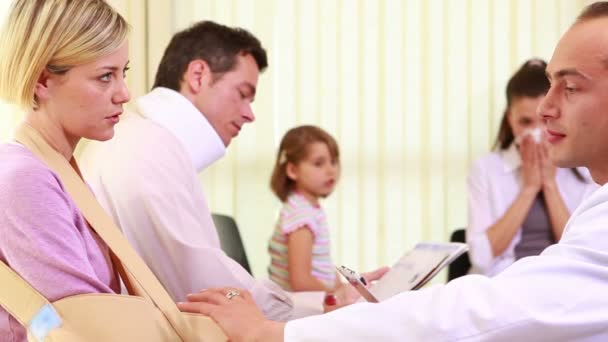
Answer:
183;59;213;94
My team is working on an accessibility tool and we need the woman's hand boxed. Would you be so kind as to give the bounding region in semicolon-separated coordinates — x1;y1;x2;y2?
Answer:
324;266;390;312
519;136;542;193
178;288;284;342
539;140;558;189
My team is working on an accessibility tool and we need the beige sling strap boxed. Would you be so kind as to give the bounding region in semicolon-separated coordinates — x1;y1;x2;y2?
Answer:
2;123;225;340
0;261;57;333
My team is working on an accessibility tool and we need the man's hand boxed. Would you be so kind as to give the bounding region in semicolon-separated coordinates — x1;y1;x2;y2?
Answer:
324;266;389;312
178;287;284;342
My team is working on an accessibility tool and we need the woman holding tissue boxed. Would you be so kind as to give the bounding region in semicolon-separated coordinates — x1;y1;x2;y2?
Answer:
466;59;595;277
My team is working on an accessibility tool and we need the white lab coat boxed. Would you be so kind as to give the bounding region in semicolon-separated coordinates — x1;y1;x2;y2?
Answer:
285;182;608;341
79;87;293;321
467;144;596;276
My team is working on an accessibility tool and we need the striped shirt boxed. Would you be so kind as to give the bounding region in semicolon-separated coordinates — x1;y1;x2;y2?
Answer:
268;192;336;290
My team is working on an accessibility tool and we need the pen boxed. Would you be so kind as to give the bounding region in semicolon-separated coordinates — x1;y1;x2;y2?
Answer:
339;265;368;286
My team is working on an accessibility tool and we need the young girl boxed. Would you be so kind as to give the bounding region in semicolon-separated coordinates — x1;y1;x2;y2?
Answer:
267;125;341;291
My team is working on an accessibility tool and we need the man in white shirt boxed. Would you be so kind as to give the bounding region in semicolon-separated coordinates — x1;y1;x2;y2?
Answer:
79;21;293;321
179;3;608;341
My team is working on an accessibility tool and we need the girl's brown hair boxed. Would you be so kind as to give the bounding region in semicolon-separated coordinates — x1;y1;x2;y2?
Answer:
270;125;339;202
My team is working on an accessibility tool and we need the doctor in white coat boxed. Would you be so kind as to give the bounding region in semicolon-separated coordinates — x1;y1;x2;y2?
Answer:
79;21;293;320
178;3;608;341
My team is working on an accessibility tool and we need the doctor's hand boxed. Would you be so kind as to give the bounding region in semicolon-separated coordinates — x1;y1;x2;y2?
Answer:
178;288;284;342
323;266;390;313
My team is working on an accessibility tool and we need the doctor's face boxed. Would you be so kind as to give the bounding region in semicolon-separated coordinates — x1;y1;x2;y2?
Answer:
538;17;608;183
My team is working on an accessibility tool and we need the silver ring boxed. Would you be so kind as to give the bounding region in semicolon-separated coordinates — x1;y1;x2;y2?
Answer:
226;290;240;300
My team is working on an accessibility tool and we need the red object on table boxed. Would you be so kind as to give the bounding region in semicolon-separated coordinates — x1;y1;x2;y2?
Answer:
323;293;337;306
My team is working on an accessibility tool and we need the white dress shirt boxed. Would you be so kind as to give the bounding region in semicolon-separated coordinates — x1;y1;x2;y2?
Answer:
285;181;608;341
79;87;293;321
466;144;596;276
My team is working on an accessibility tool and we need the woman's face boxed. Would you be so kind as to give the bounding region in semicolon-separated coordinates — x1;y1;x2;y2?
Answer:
37;41;130;142
507;95;545;138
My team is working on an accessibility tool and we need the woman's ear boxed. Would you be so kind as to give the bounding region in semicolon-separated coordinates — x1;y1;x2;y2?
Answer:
183;59;212;94
34;70;52;102
286;162;298;181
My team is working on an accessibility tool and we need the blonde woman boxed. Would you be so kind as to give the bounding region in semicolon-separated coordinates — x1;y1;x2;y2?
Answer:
0;0;129;340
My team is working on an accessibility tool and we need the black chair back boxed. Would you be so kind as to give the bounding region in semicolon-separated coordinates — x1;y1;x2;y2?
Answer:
448;228;471;281
211;213;252;275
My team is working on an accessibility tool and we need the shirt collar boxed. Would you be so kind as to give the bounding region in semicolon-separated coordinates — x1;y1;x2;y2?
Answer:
500;142;521;173
290;191;321;208
135;87;226;172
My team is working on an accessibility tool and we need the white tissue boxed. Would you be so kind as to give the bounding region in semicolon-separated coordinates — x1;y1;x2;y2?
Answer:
515;127;543;145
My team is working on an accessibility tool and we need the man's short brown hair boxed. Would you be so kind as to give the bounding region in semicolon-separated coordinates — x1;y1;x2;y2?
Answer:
152;21;267;91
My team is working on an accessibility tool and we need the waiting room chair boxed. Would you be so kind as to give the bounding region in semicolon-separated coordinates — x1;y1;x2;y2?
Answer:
211;213;252;275
447;228;471;281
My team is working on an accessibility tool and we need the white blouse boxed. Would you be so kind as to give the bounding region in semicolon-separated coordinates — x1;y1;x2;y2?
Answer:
466;143;597;276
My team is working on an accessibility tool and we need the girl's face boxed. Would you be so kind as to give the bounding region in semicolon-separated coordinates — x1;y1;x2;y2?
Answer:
507;95;545;139
287;141;340;204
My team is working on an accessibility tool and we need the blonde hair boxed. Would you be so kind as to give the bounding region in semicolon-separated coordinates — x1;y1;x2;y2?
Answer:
270;125;340;202
0;0;129;109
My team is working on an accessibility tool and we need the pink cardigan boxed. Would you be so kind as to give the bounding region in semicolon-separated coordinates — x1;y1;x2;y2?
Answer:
0;144;119;341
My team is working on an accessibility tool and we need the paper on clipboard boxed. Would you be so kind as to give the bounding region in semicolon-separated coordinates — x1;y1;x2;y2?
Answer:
339;242;468;302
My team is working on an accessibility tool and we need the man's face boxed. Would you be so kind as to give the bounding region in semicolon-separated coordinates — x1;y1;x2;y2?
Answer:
538;18;608;182
195;53;259;146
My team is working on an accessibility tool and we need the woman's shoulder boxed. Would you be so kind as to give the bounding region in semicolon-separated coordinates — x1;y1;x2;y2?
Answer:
557;166;592;181
469;151;505;175
473;150;503;164
556;167;598;194
0;143;57;176
0;143;66;202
